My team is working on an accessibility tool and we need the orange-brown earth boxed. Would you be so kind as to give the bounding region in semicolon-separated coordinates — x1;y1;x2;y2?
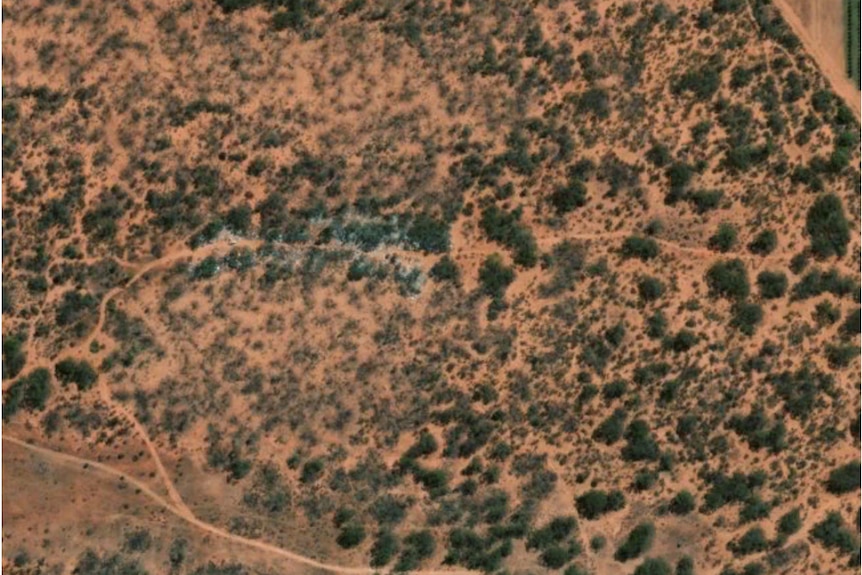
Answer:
2;1;860;574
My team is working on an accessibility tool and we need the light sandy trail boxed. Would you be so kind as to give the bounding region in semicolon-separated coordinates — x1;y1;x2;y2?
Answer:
771;0;861;122
3;434;478;575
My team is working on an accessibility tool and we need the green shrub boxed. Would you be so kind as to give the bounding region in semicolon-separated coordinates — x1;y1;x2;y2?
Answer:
2;335;26;380
394;530;436;572
729;527;768;556
369;495;408;526
54;359;98;390
575;489;625;520
748;230;777;255
646;310;667;339
810;512;857;555
708;223;737;252
479;206;538;267
123;528;152;553
841;308;861;337
3;368;52;420
550;179;587;214
370;530;399;567
826;343;859;369
614;523;655;561
300;458;325;483
676;556;695;575
527;516;578;549
777;508;802;538
791;267;857;300
622;420;660;461
622;236;660;261
406;213;450;253
688;188;724;213
593;409;626;445
540;545;577;569
73;549;147;575
663;329;698;353
336;524;366;549
224;204;252;234
429;256;460;283
806;194;850;258
826;461;861;494
635;558;673;575
756;271;787;299
668;491;695;515
706;259;749;300
638;276;665;302
731;302;763;336
478;254;515;300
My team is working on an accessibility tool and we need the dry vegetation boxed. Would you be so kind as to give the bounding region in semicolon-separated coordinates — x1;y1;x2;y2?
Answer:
2;1;860;574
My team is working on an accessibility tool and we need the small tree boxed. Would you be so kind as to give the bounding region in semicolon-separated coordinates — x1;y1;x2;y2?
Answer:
748;229;777;255
756;271;787;299
708;223;737;252
806;194;850;258
668;490;696;515
706;259;749;300
614;523;655;561
826;461;861;494
622;236;660;261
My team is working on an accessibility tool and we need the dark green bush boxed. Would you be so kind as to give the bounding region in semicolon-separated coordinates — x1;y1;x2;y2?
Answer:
791;267;857;300
806;194;850;258
407;213;450;253
395;530;436;572
777;508;802;538
550;179;587;214
429;256;460;284
826;461;861;494
370;530;399;567
841;308;861;337
479;206;538;267
676;556;694;575
731;302;763;336
593;409;626;445
663;329;698;353
336;524;366;549
706;259;749;300
688;188;724;213
527;515;578;549
729;527;768;556
2;335;26;380
825;343;859;368
635;558;673;575
756;271;787;299
708;223;737;252
614;523;655;561
621;236;660;261
810;512;857;555
622;420;660;461
478;254;515;300
54;358;97;390
637;276;665;302
575;489;625;520
748;230;777;255
668;490;695;515
3;368;52;420
300;458;325;483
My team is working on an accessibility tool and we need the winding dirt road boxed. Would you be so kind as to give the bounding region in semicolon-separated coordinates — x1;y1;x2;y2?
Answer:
3;434;474;575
